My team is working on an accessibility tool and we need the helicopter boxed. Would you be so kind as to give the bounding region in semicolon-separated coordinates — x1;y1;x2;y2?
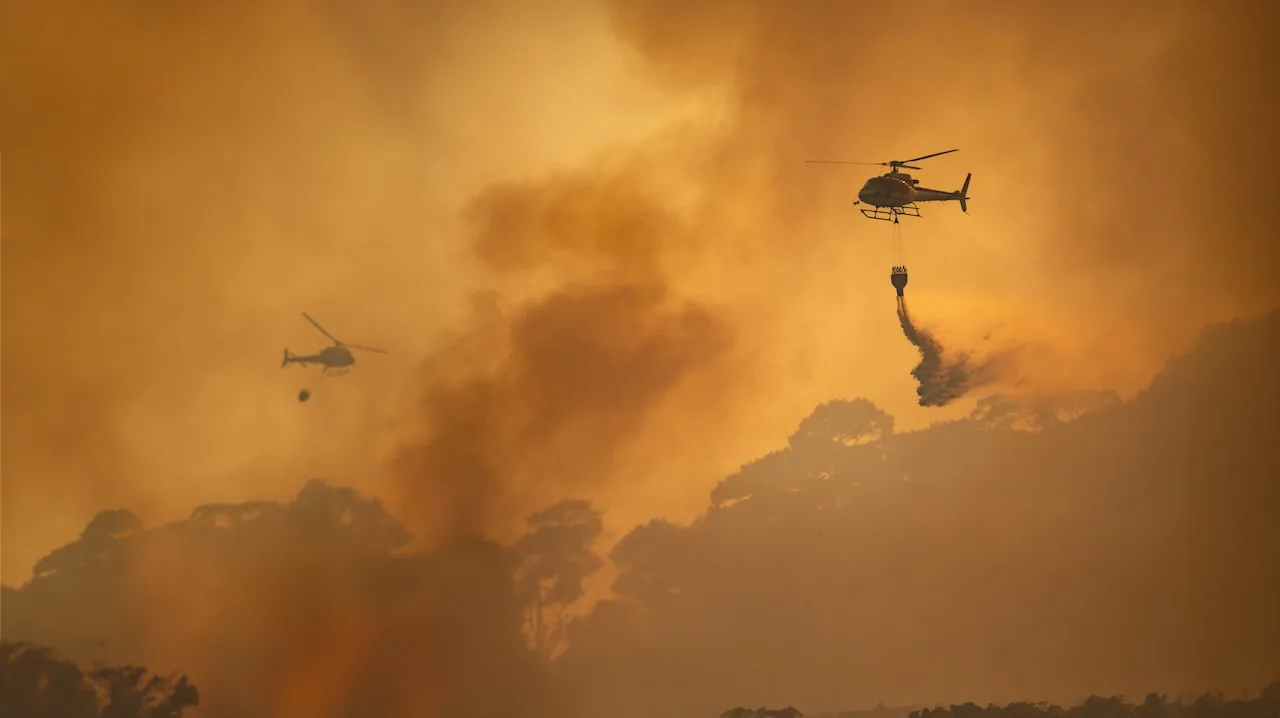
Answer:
806;149;971;222
281;312;386;376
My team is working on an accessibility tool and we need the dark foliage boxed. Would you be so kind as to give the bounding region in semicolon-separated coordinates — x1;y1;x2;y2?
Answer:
1;481;582;718
909;682;1280;718
559;310;1280;717
3;312;1277;718
0;641;198;718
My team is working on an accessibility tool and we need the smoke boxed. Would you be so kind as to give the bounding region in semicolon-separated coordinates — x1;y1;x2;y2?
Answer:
391;165;738;546
599;0;1280;409
3;2;743;716
895;297;1007;407
1;0;724;581
10;0;1279;581
6;1;1280;712
0;0;483;583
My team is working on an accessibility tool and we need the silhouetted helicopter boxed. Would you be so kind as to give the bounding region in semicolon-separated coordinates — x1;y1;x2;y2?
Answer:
807;149;971;222
282;312;385;376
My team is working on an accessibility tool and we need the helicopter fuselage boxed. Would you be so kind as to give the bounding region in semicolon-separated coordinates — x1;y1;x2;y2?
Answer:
857;172;959;208
288;345;355;368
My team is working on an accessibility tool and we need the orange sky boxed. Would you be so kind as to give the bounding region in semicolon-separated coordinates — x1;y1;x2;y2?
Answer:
3;0;1278;585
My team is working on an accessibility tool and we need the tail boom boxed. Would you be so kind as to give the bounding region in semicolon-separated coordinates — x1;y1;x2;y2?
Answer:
912;172;971;213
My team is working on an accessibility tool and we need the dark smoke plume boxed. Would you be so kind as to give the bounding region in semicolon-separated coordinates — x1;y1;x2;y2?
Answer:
391;168;738;547
896;297;1003;407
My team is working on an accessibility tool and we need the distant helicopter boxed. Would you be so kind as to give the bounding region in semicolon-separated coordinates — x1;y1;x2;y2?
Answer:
807;149;971;222
282;312;386;376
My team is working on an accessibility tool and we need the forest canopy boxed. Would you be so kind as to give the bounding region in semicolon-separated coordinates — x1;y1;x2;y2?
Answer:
2;312;1277;717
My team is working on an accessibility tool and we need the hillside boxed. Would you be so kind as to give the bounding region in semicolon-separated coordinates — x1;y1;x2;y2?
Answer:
2;309;1277;718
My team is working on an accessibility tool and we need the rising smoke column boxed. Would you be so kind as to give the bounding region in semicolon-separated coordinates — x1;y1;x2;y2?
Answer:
392;168;739;547
896;297;1002;407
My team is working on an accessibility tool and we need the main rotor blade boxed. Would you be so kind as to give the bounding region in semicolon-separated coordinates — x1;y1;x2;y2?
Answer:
805;160;887;166
301;312;340;344
901;149;958;164
345;344;387;354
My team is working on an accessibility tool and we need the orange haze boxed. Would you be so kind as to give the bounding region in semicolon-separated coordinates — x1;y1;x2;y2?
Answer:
2;0;1278;714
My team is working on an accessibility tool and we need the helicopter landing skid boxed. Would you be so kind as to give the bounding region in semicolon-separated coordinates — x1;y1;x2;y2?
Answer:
322;368;351;377
857;203;921;222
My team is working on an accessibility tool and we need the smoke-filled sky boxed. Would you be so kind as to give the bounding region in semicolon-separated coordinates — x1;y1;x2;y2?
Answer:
3;0;1278;588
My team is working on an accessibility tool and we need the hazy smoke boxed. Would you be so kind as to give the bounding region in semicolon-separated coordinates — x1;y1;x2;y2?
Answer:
896;297;1004;407
1;4;740;716
6;1;1280;714
391;167;737;546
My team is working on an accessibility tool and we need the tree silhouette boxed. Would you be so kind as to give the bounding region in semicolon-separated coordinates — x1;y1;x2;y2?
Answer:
903;683;1280;718
2;480;564;718
3;312;1278;718
787;399;895;451
558;310;1280;718
722;707;805;718
513;499;606;655
32;508;142;578
0;641;199;718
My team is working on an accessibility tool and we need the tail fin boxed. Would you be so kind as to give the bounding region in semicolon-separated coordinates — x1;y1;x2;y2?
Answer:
957;172;971;213
282;348;291;368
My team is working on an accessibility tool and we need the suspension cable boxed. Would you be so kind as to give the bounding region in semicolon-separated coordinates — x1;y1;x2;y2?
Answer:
892;217;904;266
